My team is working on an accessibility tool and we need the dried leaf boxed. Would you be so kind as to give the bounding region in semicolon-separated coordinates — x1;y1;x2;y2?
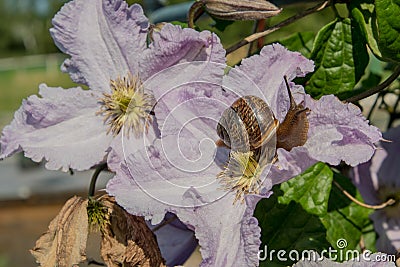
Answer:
30;196;89;267
100;195;166;267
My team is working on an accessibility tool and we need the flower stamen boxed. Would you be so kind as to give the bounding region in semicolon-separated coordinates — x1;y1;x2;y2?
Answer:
98;74;155;137
218;151;265;203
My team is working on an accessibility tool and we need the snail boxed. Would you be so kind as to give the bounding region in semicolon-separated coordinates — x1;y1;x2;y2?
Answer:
216;76;309;202
216;76;310;156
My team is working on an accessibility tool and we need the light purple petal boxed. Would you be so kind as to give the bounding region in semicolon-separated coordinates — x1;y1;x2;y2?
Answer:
107;119;158;173
177;194;262;267
107;169;170;224
0;85;112;171
303;94;382;166
269;147;318;185
107;134;264;266
371;211;400;254
375;126;400;187
107;163;263;267
141;61;234;140
351;149;384;205
352;126;400;198
51;0;149;91
113;137;226;207
139;24;225;80
107;135;227;223
223;43;314;121
352;126;400;253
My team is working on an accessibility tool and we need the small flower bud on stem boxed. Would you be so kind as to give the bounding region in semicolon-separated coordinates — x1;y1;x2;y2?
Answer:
188;0;281;28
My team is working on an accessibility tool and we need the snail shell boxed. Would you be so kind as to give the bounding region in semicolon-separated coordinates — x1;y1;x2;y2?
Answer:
216;78;309;155
216;95;278;155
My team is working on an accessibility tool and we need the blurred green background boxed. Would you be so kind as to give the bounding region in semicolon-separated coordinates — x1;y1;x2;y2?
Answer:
0;0;72;130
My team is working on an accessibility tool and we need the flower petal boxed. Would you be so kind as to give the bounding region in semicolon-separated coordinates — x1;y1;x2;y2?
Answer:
375;126;400;187
0;85;112;171
304;95;382;166
351;150;384;205
110;137;226;207
352;126;400;254
141;60;234;139
371;211;400;254
223;43;314;121
270;147;318;185
177;194;262;267
51;0;149;92
107;119;159;173
107;170;170;224
140;24;225;80
107;164;263;267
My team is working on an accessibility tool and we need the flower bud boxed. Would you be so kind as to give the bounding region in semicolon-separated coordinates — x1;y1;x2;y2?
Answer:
204;0;282;20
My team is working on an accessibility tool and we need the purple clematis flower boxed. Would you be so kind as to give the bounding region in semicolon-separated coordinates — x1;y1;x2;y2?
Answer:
107;44;382;266
353;125;400;254
0;0;224;171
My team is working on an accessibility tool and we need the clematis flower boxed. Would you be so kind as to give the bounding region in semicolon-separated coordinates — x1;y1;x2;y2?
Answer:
107;44;382;266
352;125;400;254
0;0;224;171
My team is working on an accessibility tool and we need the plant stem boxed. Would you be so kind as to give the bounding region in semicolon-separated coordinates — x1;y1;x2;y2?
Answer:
346;65;400;103
226;0;330;54
333;180;395;210
188;1;204;28
88;163;108;197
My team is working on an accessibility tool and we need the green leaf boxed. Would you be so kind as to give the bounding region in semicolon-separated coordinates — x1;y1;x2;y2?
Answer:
320;172;372;258
359;222;377;252
350;0;400;62
375;0;400;62
169;21;189;28
279;163;333;216
305;18;369;98
278;32;315;58
255;187;331;266
350;1;383;59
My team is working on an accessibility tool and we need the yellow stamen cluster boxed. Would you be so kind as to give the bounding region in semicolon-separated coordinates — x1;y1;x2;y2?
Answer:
218;151;264;203
98;74;155;137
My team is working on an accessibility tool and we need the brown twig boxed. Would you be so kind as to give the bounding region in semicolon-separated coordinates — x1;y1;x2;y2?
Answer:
333;180;396;210
188;1;205;28
346;65;400;103
226;0;330;54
